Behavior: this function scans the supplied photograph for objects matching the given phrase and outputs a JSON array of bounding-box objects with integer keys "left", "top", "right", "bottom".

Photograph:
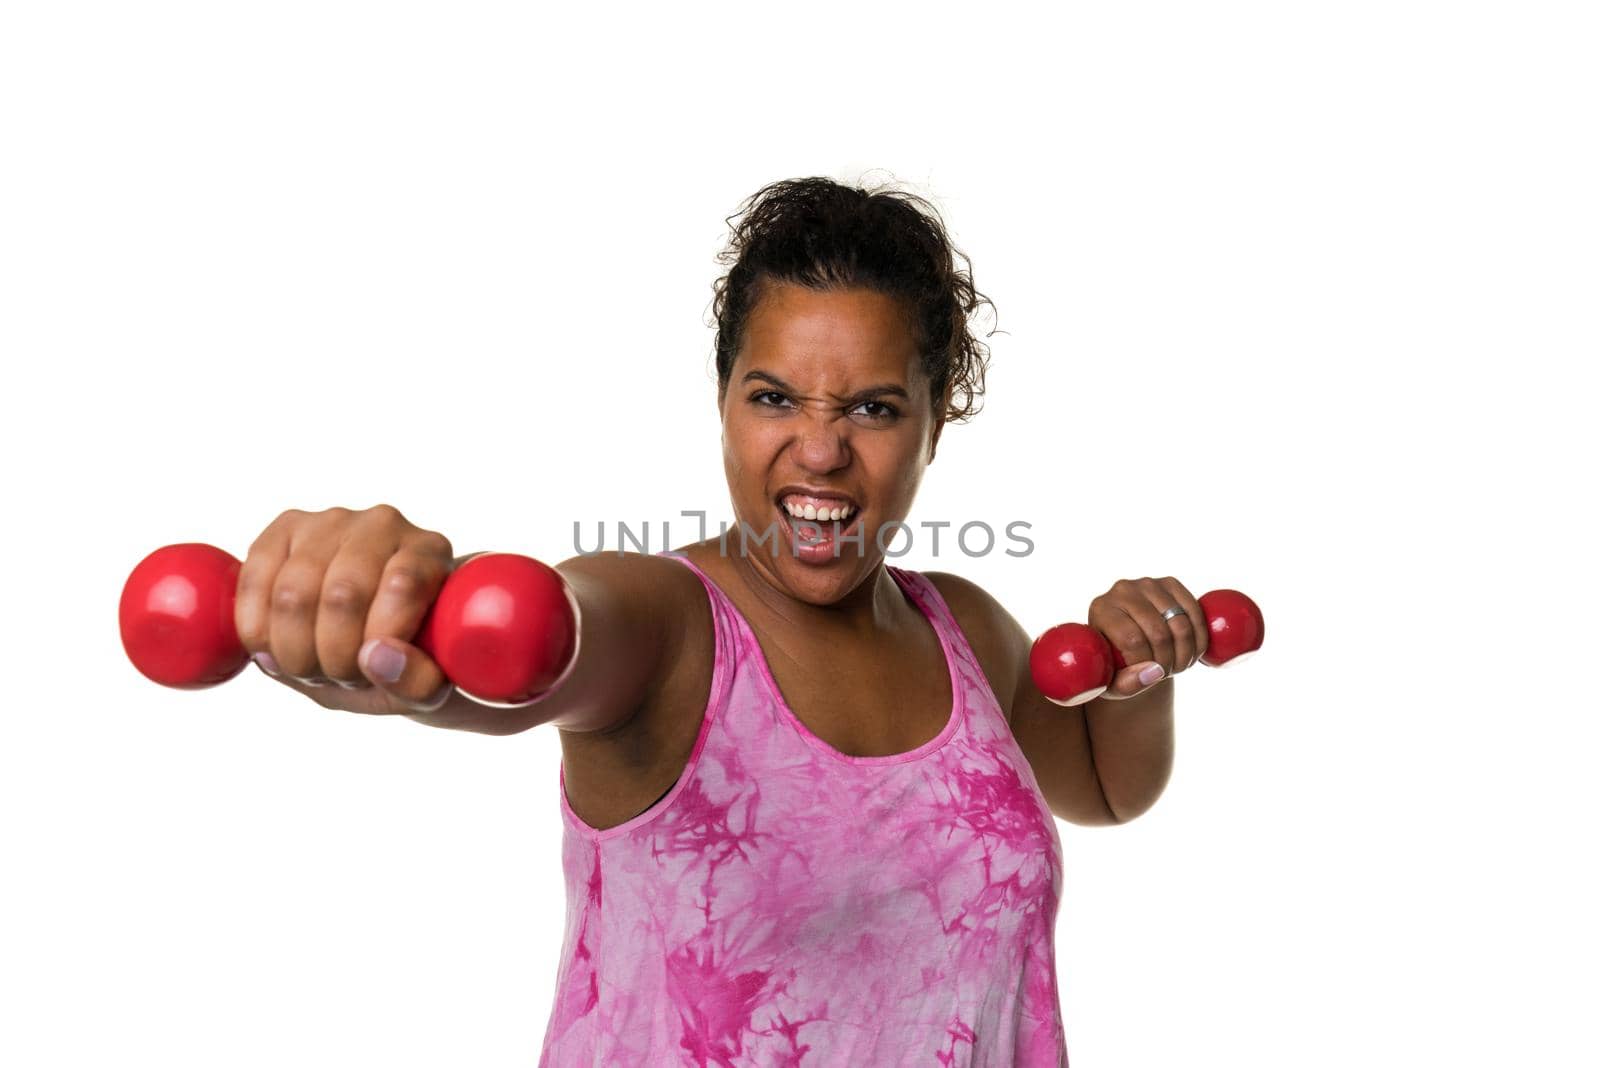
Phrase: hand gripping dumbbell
[
  {"left": 1029, "top": 589, "right": 1264, "bottom": 706},
  {"left": 118, "top": 543, "right": 579, "bottom": 707}
]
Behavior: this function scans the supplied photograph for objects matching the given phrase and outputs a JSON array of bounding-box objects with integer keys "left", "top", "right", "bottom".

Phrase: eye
[
  {"left": 850, "top": 400, "right": 900, "bottom": 422},
  {"left": 751, "top": 390, "right": 791, "bottom": 409}
]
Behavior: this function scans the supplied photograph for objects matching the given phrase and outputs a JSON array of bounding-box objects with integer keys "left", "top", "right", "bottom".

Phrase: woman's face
[{"left": 719, "top": 281, "right": 945, "bottom": 604}]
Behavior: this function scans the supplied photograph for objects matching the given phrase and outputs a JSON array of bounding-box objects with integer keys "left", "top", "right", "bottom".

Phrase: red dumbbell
[
  {"left": 1029, "top": 589, "right": 1264, "bottom": 706},
  {"left": 118, "top": 543, "right": 579, "bottom": 707}
]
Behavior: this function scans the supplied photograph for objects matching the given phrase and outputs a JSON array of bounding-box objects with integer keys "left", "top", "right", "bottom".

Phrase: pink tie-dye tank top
[{"left": 538, "top": 552, "right": 1069, "bottom": 1066}]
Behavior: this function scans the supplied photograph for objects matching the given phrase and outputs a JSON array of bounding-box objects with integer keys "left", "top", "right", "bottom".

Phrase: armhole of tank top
[{"left": 557, "top": 552, "right": 734, "bottom": 844}]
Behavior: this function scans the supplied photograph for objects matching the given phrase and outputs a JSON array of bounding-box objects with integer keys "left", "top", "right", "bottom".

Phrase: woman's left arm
[
  {"left": 1008, "top": 659, "right": 1176, "bottom": 827},
  {"left": 932, "top": 573, "right": 1199, "bottom": 827},
  {"left": 1073, "top": 679, "right": 1175, "bottom": 824},
  {"left": 1020, "top": 576, "right": 1208, "bottom": 824}
]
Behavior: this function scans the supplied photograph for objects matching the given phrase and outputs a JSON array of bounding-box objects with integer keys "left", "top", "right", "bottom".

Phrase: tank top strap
[
  {"left": 885, "top": 565, "right": 969, "bottom": 660},
  {"left": 885, "top": 565, "right": 1004, "bottom": 717},
  {"left": 655, "top": 550, "right": 745, "bottom": 698}
]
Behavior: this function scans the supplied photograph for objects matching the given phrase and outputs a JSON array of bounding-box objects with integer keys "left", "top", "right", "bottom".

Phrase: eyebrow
[{"left": 740, "top": 370, "right": 911, "bottom": 402}]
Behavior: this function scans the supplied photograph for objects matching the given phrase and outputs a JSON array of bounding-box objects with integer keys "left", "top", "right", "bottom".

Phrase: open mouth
[{"left": 772, "top": 492, "right": 865, "bottom": 563}]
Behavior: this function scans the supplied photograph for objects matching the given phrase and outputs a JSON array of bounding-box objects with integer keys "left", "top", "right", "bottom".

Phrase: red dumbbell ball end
[
  {"left": 416, "top": 553, "right": 579, "bottom": 707},
  {"left": 1029, "top": 622, "right": 1116, "bottom": 707},
  {"left": 1197, "top": 589, "right": 1265, "bottom": 667},
  {"left": 120, "top": 543, "right": 251, "bottom": 689}
]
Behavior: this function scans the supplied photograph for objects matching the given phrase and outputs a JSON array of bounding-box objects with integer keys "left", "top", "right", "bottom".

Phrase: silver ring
[{"left": 1161, "top": 605, "right": 1189, "bottom": 622}]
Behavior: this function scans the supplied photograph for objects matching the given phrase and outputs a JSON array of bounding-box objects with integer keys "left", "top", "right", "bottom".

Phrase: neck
[{"left": 698, "top": 536, "right": 905, "bottom": 638}]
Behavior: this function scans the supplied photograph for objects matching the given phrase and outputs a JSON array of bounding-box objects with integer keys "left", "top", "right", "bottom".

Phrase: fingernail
[
  {"left": 1138, "top": 663, "right": 1166, "bottom": 686},
  {"left": 253, "top": 652, "right": 280, "bottom": 675},
  {"left": 362, "top": 639, "right": 405, "bottom": 684},
  {"left": 292, "top": 675, "right": 329, "bottom": 688}
]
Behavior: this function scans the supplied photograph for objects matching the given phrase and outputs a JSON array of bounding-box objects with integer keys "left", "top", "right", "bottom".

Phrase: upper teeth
[{"left": 782, "top": 497, "right": 856, "bottom": 522}]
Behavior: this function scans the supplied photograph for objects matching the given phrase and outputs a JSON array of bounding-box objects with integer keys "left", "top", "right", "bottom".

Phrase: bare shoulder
[
  {"left": 922, "top": 570, "right": 1030, "bottom": 724},
  {"left": 553, "top": 547, "right": 707, "bottom": 609},
  {"left": 552, "top": 547, "right": 714, "bottom": 702}
]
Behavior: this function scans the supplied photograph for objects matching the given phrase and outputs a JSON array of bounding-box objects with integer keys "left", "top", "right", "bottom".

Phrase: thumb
[
  {"left": 1099, "top": 661, "right": 1168, "bottom": 700},
  {"left": 359, "top": 637, "right": 455, "bottom": 713}
]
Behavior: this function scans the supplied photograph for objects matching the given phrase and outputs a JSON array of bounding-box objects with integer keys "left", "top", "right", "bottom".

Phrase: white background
[{"left": 3, "top": 2, "right": 1595, "bottom": 1065}]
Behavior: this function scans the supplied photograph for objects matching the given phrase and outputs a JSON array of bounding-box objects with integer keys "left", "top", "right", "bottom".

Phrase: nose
[{"left": 791, "top": 408, "right": 851, "bottom": 474}]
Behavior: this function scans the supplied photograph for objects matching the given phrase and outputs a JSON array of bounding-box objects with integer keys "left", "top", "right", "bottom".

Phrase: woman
[{"left": 238, "top": 176, "right": 1199, "bottom": 1066}]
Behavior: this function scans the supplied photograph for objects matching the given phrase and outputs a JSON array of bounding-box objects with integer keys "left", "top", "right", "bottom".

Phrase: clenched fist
[{"left": 234, "top": 504, "right": 463, "bottom": 715}]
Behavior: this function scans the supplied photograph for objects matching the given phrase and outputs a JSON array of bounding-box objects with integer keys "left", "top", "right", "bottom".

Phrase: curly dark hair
[{"left": 710, "top": 175, "right": 996, "bottom": 424}]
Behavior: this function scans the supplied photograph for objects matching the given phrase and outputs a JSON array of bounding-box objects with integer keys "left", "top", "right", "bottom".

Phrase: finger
[
  {"left": 1142, "top": 578, "right": 1194, "bottom": 673},
  {"left": 1098, "top": 604, "right": 1153, "bottom": 673},
  {"left": 361, "top": 534, "right": 455, "bottom": 650},
  {"left": 266, "top": 539, "right": 344, "bottom": 682},
  {"left": 1118, "top": 579, "right": 1179, "bottom": 675},
  {"left": 358, "top": 637, "right": 456, "bottom": 712},
  {"left": 1102, "top": 660, "right": 1169, "bottom": 699},
  {"left": 235, "top": 514, "right": 295, "bottom": 668},
  {"left": 312, "top": 541, "right": 405, "bottom": 689},
  {"left": 1133, "top": 576, "right": 1194, "bottom": 673},
  {"left": 355, "top": 537, "right": 456, "bottom": 710},
  {"left": 1158, "top": 576, "right": 1207, "bottom": 670}
]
